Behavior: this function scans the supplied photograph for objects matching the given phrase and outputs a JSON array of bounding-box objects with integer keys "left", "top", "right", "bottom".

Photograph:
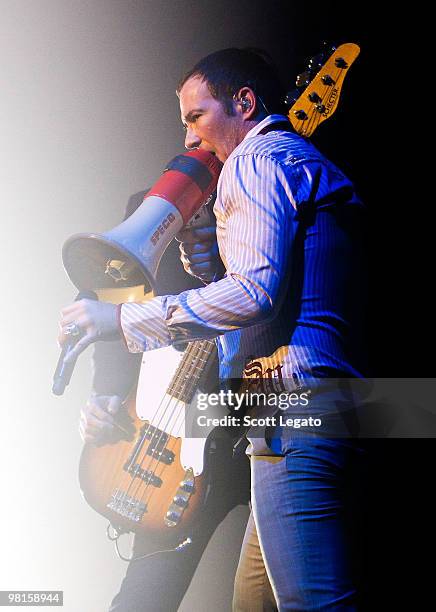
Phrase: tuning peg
[
  {"left": 308, "top": 92, "right": 322, "bottom": 103},
  {"left": 335, "top": 57, "right": 349, "bottom": 68},
  {"left": 308, "top": 43, "right": 336, "bottom": 72},
  {"left": 296, "top": 70, "right": 312, "bottom": 88},
  {"left": 321, "top": 41, "right": 336, "bottom": 55},
  {"left": 308, "top": 53, "right": 325, "bottom": 71},
  {"left": 283, "top": 88, "right": 301, "bottom": 107},
  {"left": 321, "top": 75, "right": 335, "bottom": 86},
  {"left": 293, "top": 109, "right": 308, "bottom": 120}
]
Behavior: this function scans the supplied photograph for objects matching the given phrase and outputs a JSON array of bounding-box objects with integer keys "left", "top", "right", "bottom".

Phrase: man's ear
[{"left": 233, "top": 87, "right": 257, "bottom": 119}]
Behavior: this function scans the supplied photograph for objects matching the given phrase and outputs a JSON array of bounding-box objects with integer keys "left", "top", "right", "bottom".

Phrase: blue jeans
[{"left": 234, "top": 437, "right": 366, "bottom": 611}]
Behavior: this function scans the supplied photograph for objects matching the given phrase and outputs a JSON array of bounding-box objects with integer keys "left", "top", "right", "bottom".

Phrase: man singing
[{"left": 60, "top": 48, "right": 366, "bottom": 610}]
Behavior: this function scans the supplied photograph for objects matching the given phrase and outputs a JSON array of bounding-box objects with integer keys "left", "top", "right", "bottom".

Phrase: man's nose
[{"left": 184, "top": 127, "right": 201, "bottom": 150}]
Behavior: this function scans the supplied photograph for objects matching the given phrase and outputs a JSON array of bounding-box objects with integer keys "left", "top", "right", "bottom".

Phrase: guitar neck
[{"left": 167, "top": 339, "right": 217, "bottom": 403}]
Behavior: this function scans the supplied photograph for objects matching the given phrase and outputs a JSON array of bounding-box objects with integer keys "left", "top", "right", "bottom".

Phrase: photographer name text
[{"left": 196, "top": 415, "right": 322, "bottom": 428}]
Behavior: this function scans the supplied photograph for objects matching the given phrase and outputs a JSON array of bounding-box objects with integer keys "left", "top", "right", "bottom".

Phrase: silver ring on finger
[{"left": 64, "top": 322, "right": 81, "bottom": 337}]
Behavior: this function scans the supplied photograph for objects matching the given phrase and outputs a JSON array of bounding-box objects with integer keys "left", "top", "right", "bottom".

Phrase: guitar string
[
  {"left": 137, "top": 343, "right": 216, "bottom": 513},
  {"left": 113, "top": 340, "right": 215, "bottom": 514},
  {"left": 123, "top": 341, "right": 212, "bottom": 516},
  {"left": 112, "top": 340, "right": 204, "bottom": 505},
  {"left": 127, "top": 342, "right": 203, "bottom": 497},
  {"left": 110, "top": 395, "right": 175, "bottom": 511},
  {"left": 133, "top": 400, "right": 188, "bottom": 511},
  {"left": 141, "top": 342, "right": 213, "bottom": 486},
  {"left": 129, "top": 340, "right": 215, "bottom": 507},
  {"left": 109, "top": 341, "right": 202, "bottom": 509},
  {"left": 133, "top": 339, "right": 216, "bottom": 508},
  {"left": 134, "top": 400, "right": 193, "bottom": 511}
]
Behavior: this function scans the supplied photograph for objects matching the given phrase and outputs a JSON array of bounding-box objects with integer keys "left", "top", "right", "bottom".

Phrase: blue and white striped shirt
[{"left": 120, "top": 115, "right": 365, "bottom": 383}]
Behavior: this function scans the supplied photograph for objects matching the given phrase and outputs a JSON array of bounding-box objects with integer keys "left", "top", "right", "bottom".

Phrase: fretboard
[{"left": 167, "top": 339, "right": 216, "bottom": 403}]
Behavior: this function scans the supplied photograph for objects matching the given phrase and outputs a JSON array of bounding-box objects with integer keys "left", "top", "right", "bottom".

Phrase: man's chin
[
  {"left": 202, "top": 148, "right": 221, "bottom": 161},
  {"left": 204, "top": 148, "right": 226, "bottom": 163}
]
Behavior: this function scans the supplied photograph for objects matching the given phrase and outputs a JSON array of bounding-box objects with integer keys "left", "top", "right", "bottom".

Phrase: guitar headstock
[{"left": 285, "top": 42, "right": 360, "bottom": 137}]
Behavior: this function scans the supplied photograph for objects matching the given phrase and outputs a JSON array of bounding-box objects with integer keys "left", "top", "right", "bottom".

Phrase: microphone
[{"left": 52, "top": 290, "right": 98, "bottom": 396}]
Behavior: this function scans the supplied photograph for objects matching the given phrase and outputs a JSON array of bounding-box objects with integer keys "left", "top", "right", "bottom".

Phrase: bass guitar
[{"left": 79, "top": 338, "right": 217, "bottom": 541}]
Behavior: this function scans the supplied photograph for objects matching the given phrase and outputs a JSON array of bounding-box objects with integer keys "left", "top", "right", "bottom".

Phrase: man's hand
[
  {"left": 79, "top": 394, "right": 132, "bottom": 445},
  {"left": 176, "top": 225, "right": 225, "bottom": 283},
  {"left": 59, "top": 299, "right": 120, "bottom": 362}
]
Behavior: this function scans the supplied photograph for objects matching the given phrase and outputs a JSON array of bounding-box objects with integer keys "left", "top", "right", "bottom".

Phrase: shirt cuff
[
  {"left": 119, "top": 298, "right": 172, "bottom": 353},
  {"left": 116, "top": 303, "right": 129, "bottom": 349}
]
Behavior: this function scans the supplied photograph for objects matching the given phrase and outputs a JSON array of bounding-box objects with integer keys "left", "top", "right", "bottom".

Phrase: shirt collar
[{"left": 242, "top": 114, "right": 290, "bottom": 141}]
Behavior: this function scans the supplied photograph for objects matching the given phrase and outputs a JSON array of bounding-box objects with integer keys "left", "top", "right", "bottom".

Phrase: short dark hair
[{"left": 177, "top": 47, "right": 286, "bottom": 116}]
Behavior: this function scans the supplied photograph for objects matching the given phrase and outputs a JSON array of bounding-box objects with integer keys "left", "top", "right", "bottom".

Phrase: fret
[{"left": 166, "top": 339, "right": 216, "bottom": 403}]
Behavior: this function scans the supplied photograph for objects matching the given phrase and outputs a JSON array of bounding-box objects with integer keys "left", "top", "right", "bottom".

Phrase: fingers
[
  {"left": 59, "top": 300, "right": 90, "bottom": 340},
  {"left": 64, "top": 332, "right": 96, "bottom": 363},
  {"left": 179, "top": 238, "right": 221, "bottom": 279},
  {"left": 179, "top": 238, "right": 218, "bottom": 262},
  {"left": 180, "top": 255, "right": 213, "bottom": 275},
  {"left": 174, "top": 225, "right": 223, "bottom": 281},
  {"left": 179, "top": 246, "right": 215, "bottom": 265},
  {"left": 79, "top": 420, "right": 113, "bottom": 444},
  {"left": 105, "top": 395, "right": 122, "bottom": 415},
  {"left": 79, "top": 411, "right": 111, "bottom": 439},
  {"left": 60, "top": 302, "right": 81, "bottom": 316},
  {"left": 79, "top": 395, "right": 122, "bottom": 444},
  {"left": 60, "top": 298, "right": 89, "bottom": 317},
  {"left": 176, "top": 225, "right": 217, "bottom": 243},
  {"left": 57, "top": 325, "right": 66, "bottom": 348},
  {"left": 58, "top": 299, "right": 119, "bottom": 354},
  {"left": 181, "top": 241, "right": 214, "bottom": 255},
  {"left": 184, "top": 260, "right": 217, "bottom": 276},
  {"left": 79, "top": 412, "right": 113, "bottom": 444}
]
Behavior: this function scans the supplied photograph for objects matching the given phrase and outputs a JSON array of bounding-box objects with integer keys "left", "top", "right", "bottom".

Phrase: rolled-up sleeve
[{"left": 120, "top": 153, "right": 299, "bottom": 353}]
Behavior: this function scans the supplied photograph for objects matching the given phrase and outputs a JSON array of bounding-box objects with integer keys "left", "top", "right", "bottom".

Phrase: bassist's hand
[{"left": 79, "top": 394, "right": 125, "bottom": 445}]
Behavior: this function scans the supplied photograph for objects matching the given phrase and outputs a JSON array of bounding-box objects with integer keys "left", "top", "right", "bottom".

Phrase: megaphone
[{"left": 62, "top": 149, "right": 222, "bottom": 295}]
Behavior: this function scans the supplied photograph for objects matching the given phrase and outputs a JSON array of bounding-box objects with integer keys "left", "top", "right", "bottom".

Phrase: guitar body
[
  {"left": 79, "top": 396, "right": 208, "bottom": 541},
  {"left": 79, "top": 343, "right": 216, "bottom": 541}
]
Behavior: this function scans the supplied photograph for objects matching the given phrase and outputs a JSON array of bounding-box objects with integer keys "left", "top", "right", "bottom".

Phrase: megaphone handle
[{"left": 185, "top": 196, "right": 215, "bottom": 230}]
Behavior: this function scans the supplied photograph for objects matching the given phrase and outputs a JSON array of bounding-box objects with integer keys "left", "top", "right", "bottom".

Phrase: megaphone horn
[{"left": 62, "top": 149, "right": 222, "bottom": 295}]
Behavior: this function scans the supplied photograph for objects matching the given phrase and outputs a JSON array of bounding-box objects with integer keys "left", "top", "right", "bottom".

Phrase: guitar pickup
[
  {"left": 123, "top": 462, "right": 162, "bottom": 487},
  {"left": 147, "top": 446, "right": 175, "bottom": 464},
  {"left": 141, "top": 424, "right": 169, "bottom": 446}
]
